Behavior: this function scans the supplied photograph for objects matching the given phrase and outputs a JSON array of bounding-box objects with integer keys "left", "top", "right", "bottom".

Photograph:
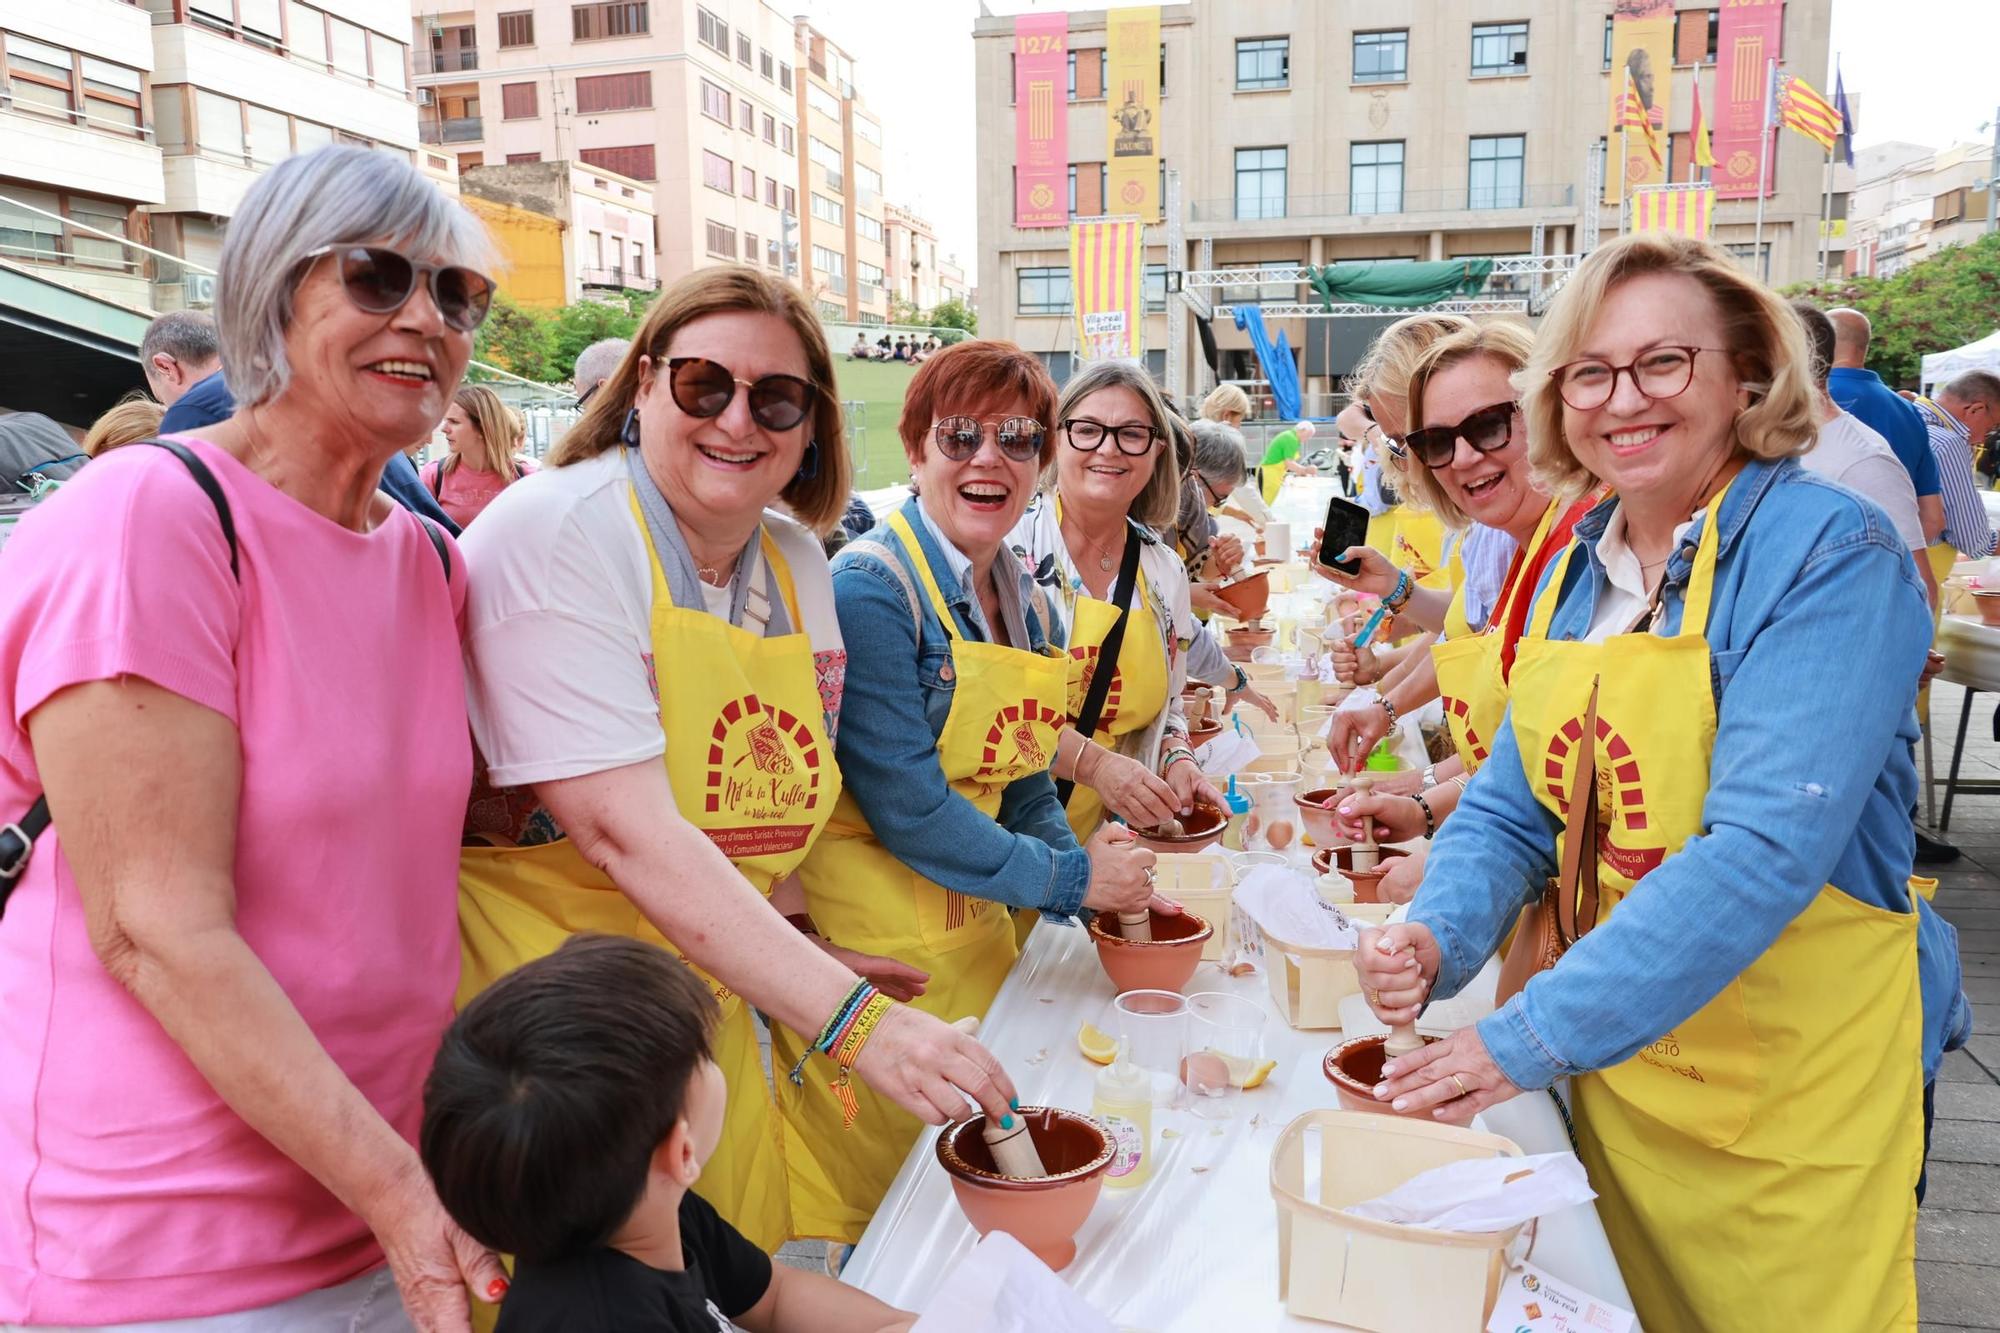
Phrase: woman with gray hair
[
  {"left": 1010, "top": 360, "right": 1222, "bottom": 840},
  {"left": 0, "top": 147, "right": 503, "bottom": 1330}
]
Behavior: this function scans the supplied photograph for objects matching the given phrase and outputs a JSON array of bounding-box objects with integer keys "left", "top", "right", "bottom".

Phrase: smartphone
[{"left": 1318, "top": 495, "right": 1371, "bottom": 575}]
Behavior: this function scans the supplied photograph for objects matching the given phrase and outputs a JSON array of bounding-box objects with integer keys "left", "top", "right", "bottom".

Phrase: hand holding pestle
[
  {"left": 1347, "top": 770, "right": 1380, "bottom": 872},
  {"left": 1375, "top": 933, "right": 1425, "bottom": 1057},
  {"left": 982, "top": 1110, "right": 1050, "bottom": 1178}
]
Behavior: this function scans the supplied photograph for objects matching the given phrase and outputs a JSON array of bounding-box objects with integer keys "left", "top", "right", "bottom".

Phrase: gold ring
[
  {"left": 1368, "top": 989, "right": 1380, "bottom": 1006},
  {"left": 1451, "top": 1073, "right": 1469, "bottom": 1099}
]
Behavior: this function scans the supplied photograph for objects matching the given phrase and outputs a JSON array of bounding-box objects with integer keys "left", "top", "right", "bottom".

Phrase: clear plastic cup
[
  {"left": 1181, "top": 991, "right": 1268, "bottom": 1099},
  {"left": 1110, "top": 989, "right": 1190, "bottom": 1108}
]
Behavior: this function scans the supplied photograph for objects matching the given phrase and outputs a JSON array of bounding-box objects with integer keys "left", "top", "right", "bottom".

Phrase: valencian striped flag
[
  {"left": 1690, "top": 77, "right": 1716, "bottom": 173},
  {"left": 1777, "top": 73, "right": 1841, "bottom": 151},
  {"left": 1631, "top": 185, "right": 1715, "bottom": 239},
  {"left": 1618, "top": 77, "right": 1664, "bottom": 169},
  {"left": 1069, "top": 218, "right": 1145, "bottom": 362}
]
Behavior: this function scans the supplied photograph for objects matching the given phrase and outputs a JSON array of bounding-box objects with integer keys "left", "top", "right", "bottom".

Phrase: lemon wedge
[
  {"left": 1205, "top": 1048, "right": 1278, "bottom": 1089},
  {"left": 1076, "top": 1022, "right": 1118, "bottom": 1065}
]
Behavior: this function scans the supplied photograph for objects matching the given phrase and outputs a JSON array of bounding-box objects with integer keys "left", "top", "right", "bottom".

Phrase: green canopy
[{"left": 1307, "top": 259, "right": 1496, "bottom": 311}]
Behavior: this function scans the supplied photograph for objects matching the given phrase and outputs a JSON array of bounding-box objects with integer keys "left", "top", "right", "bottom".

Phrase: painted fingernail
[
  {"left": 1381, "top": 1062, "right": 1398, "bottom": 1078},
  {"left": 487, "top": 1278, "right": 510, "bottom": 1301},
  {"left": 1372, "top": 1083, "right": 1389, "bottom": 1098},
  {"left": 1009, "top": 1096, "right": 1020, "bottom": 1111},
  {"left": 1000, "top": 1113, "right": 1014, "bottom": 1129},
  {"left": 1392, "top": 1098, "right": 1409, "bottom": 1111}
]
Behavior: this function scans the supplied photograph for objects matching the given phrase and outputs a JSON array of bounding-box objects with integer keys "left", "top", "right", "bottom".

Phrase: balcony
[
  {"left": 1187, "top": 183, "right": 1577, "bottom": 226},
  {"left": 578, "top": 266, "right": 660, "bottom": 292},
  {"left": 0, "top": 99, "right": 165, "bottom": 206},
  {"left": 415, "top": 49, "right": 480, "bottom": 75},
  {"left": 827, "top": 272, "right": 848, "bottom": 296},
  {"left": 420, "top": 116, "right": 484, "bottom": 144}
]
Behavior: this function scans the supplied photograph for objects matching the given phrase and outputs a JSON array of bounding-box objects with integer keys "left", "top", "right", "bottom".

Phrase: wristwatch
[
  {"left": 1230, "top": 664, "right": 1248, "bottom": 692},
  {"left": 1422, "top": 762, "right": 1438, "bottom": 791}
]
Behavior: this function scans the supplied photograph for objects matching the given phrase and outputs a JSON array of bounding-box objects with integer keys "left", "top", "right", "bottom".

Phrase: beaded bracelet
[
  {"left": 1382, "top": 567, "right": 1414, "bottom": 611},
  {"left": 788, "top": 979, "right": 877, "bottom": 1088},
  {"left": 826, "top": 991, "right": 894, "bottom": 1129},
  {"left": 1412, "top": 791, "right": 1436, "bottom": 838}
]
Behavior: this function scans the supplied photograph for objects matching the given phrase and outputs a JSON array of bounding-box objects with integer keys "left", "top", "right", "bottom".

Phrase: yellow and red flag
[
  {"left": 1690, "top": 76, "right": 1716, "bottom": 172},
  {"left": 1777, "top": 73, "right": 1840, "bottom": 151},
  {"left": 1618, "top": 79, "right": 1664, "bottom": 170},
  {"left": 1630, "top": 185, "right": 1714, "bottom": 239},
  {"left": 1069, "top": 218, "right": 1145, "bottom": 363}
]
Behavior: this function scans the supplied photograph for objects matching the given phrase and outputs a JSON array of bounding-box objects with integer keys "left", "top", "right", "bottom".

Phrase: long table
[{"left": 841, "top": 915, "right": 1633, "bottom": 1329}]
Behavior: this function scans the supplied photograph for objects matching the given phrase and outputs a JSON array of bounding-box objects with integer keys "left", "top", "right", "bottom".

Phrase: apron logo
[
  {"left": 703, "top": 692, "right": 825, "bottom": 858},
  {"left": 979, "top": 698, "right": 1065, "bottom": 782},
  {"left": 1443, "top": 694, "right": 1489, "bottom": 767},
  {"left": 1067, "top": 645, "right": 1123, "bottom": 730},
  {"left": 1542, "top": 712, "right": 1666, "bottom": 880}
]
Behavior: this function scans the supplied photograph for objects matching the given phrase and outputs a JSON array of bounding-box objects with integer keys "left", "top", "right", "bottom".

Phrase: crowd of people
[
  {"left": 847, "top": 332, "right": 945, "bottom": 364},
  {"left": 0, "top": 144, "right": 1985, "bottom": 1333}
]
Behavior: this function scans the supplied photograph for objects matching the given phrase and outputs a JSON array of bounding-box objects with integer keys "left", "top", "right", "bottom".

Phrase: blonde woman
[
  {"left": 81, "top": 395, "right": 165, "bottom": 457},
  {"left": 421, "top": 384, "right": 534, "bottom": 527},
  {"left": 1356, "top": 232, "right": 1969, "bottom": 1330}
]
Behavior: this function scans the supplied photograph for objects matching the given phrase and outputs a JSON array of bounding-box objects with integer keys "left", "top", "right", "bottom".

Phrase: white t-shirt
[
  {"left": 460, "top": 449, "right": 842, "bottom": 790},
  {"left": 1800, "top": 411, "right": 1928, "bottom": 552},
  {"left": 1583, "top": 504, "right": 1700, "bottom": 644}
]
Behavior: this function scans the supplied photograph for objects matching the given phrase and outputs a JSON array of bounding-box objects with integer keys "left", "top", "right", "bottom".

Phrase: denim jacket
[
  {"left": 1412, "top": 457, "right": 1972, "bottom": 1089},
  {"left": 827, "top": 496, "right": 1091, "bottom": 921}
]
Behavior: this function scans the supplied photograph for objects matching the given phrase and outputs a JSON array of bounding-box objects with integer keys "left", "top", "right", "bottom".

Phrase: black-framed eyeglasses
[
  {"left": 1551, "top": 346, "right": 1714, "bottom": 412},
  {"left": 666, "top": 357, "right": 818, "bottom": 432},
  {"left": 1196, "top": 470, "right": 1230, "bottom": 507},
  {"left": 1402, "top": 400, "right": 1521, "bottom": 470},
  {"left": 1063, "top": 418, "right": 1160, "bottom": 456},
  {"left": 932, "top": 415, "right": 1045, "bottom": 462},
  {"left": 303, "top": 245, "right": 494, "bottom": 333}
]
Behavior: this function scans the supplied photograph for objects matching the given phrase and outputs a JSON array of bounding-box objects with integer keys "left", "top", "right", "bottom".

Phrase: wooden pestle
[
  {"left": 1376, "top": 937, "right": 1425, "bottom": 1057},
  {"left": 951, "top": 1015, "right": 1049, "bottom": 1178},
  {"left": 1347, "top": 769, "right": 1380, "bottom": 872}
]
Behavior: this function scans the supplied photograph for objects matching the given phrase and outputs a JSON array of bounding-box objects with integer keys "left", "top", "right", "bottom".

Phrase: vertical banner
[
  {"left": 1713, "top": 0, "right": 1784, "bottom": 198},
  {"left": 1604, "top": 0, "right": 1674, "bottom": 203},
  {"left": 1069, "top": 219, "right": 1144, "bottom": 362},
  {"left": 1013, "top": 13, "right": 1067, "bottom": 228},
  {"left": 1104, "top": 6, "right": 1160, "bottom": 223},
  {"left": 1630, "top": 185, "right": 1715, "bottom": 238}
]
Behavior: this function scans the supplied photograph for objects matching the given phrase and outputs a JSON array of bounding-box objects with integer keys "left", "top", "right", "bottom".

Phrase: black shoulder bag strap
[
  {"left": 0, "top": 442, "right": 449, "bottom": 913},
  {"left": 1055, "top": 524, "right": 1143, "bottom": 808}
]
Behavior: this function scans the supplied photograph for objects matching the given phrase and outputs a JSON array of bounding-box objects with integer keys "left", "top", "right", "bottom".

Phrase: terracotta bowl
[
  {"left": 1182, "top": 689, "right": 1215, "bottom": 729},
  {"left": 1225, "top": 625, "right": 1275, "bottom": 652},
  {"left": 1215, "top": 570, "right": 1272, "bottom": 621},
  {"left": 1130, "top": 800, "right": 1227, "bottom": 854},
  {"left": 1087, "top": 906, "right": 1212, "bottom": 993},
  {"left": 1295, "top": 787, "right": 1344, "bottom": 846},
  {"left": 1311, "top": 845, "right": 1411, "bottom": 902},
  {"left": 1321, "top": 1034, "right": 1443, "bottom": 1118},
  {"left": 936, "top": 1107, "right": 1115, "bottom": 1270},
  {"left": 1189, "top": 718, "right": 1224, "bottom": 749},
  {"left": 1973, "top": 590, "right": 2000, "bottom": 627}
]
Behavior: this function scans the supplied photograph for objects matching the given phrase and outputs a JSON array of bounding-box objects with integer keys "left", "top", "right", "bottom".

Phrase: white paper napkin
[
  {"left": 1343, "top": 1152, "right": 1596, "bottom": 1233},
  {"left": 909, "top": 1232, "right": 1117, "bottom": 1333},
  {"left": 1231, "top": 865, "right": 1356, "bottom": 949}
]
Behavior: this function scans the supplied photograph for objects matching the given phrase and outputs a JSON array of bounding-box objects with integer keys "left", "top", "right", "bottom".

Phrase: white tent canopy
[{"left": 1923, "top": 329, "right": 2000, "bottom": 389}]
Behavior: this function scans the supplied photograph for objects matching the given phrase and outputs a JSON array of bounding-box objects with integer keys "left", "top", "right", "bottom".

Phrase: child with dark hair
[{"left": 422, "top": 934, "right": 917, "bottom": 1333}]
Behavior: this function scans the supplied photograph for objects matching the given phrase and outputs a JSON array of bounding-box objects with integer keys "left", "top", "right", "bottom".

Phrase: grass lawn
[{"left": 828, "top": 356, "right": 918, "bottom": 487}]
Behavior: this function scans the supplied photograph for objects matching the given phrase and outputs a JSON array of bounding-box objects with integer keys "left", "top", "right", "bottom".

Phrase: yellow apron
[
  {"left": 775, "top": 510, "right": 1070, "bottom": 1242},
  {"left": 1389, "top": 506, "right": 1448, "bottom": 589},
  {"left": 1507, "top": 484, "right": 1922, "bottom": 1331},
  {"left": 1060, "top": 573, "right": 1170, "bottom": 844},
  {"left": 1431, "top": 501, "right": 1567, "bottom": 774},
  {"left": 455, "top": 499, "right": 840, "bottom": 1254}
]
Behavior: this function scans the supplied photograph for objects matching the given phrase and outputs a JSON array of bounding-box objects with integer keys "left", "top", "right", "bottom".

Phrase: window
[
  {"left": 506, "top": 151, "right": 540, "bottom": 163},
  {"left": 741, "top": 165, "right": 755, "bottom": 197},
  {"left": 1234, "top": 146, "right": 1287, "bottom": 220},
  {"left": 293, "top": 119, "right": 334, "bottom": 154},
  {"left": 767, "top": 237, "right": 781, "bottom": 268},
  {"left": 368, "top": 33, "right": 405, "bottom": 89},
  {"left": 1351, "top": 141, "right": 1404, "bottom": 214},
  {"left": 575, "top": 72, "right": 650, "bottom": 112},
  {"left": 1469, "top": 135, "right": 1525, "bottom": 208},
  {"left": 859, "top": 259, "right": 883, "bottom": 283},
  {"left": 700, "top": 78, "right": 730, "bottom": 123},
  {"left": 779, "top": 61, "right": 793, "bottom": 91},
  {"left": 1017, "top": 266, "right": 1070, "bottom": 315},
  {"left": 1353, "top": 30, "right": 1407, "bottom": 83},
  {"left": 856, "top": 163, "right": 882, "bottom": 198},
  {"left": 738, "top": 97, "right": 755, "bottom": 132},
  {"left": 1219, "top": 261, "right": 1299, "bottom": 305},
  {"left": 736, "top": 32, "right": 751, "bottom": 66},
  {"left": 1064, "top": 47, "right": 1103, "bottom": 101},
  {"left": 705, "top": 220, "right": 736, "bottom": 257},
  {"left": 196, "top": 88, "right": 245, "bottom": 161},
  {"left": 1236, "top": 37, "right": 1289, "bottom": 90},
  {"left": 501, "top": 82, "right": 537, "bottom": 119},
  {"left": 1470, "top": 22, "right": 1528, "bottom": 77},
  {"left": 855, "top": 115, "right": 882, "bottom": 147},
  {"left": 1067, "top": 161, "right": 1106, "bottom": 217},
  {"left": 573, "top": 1, "right": 648, "bottom": 40},
  {"left": 1603, "top": 17, "right": 1614, "bottom": 71},
  {"left": 67, "top": 195, "right": 129, "bottom": 268},
  {"left": 695, "top": 6, "right": 728, "bottom": 54},
  {"left": 812, "top": 244, "right": 844, "bottom": 275},
  {"left": 811, "top": 192, "right": 844, "bottom": 226},
  {"left": 781, "top": 185, "right": 796, "bottom": 213},
  {"left": 807, "top": 82, "right": 840, "bottom": 121},
  {"left": 633, "top": 243, "right": 645, "bottom": 278},
  {"left": 760, "top": 48, "right": 773, "bottom": 80},
  {"left": 809, "top": 135, "right": 842, "bottom": 176},
  {"left": 81, "top": 56, "right": 143, "bottom": 134},
  {"left": 762, "top": 112, "right": 775, "bottom": 143},
  {"left": 780, "top": 124, "right": 795, "bottom": 155},
  {"left": 1724, "top": 242, "right": 1770, "bottom": 281},
  {"left": 498, "top": 11, "right": 534, "bottom": 47},
  {"left": 245, "top": 102, "right": 289, "bottom": 165},
  {"left": 764, "top": 176, "right": 778, "bottom": 206},
  {"left": 702, "top": 149, "right": 733, "bottom": 192},
  {"left": 1144, "top": 262, "right": 1167, "bottom": 312},
  {"left": 288, "top": 4, "right": 326, "bottom": 65},
  {"left": 1675, "top": 8, "right": 1719, "bottom": 65},
  {"left": 0, "top": 187, "right": 62, "bottom": 260},
  {"left": 5, "top": 34, "right": 73, "bottom": 116},
  {"left": 580, "top": 143, "right": 655, "bottom": 180},
  {"left": 857, "top": 214, "right": 883, "bottom": 242},
  {"left": 328, "top": 17, "right": 368, "bottom": 78}
]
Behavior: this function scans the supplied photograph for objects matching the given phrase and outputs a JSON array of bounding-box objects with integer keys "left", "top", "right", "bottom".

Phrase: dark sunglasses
[
  {"left": 666, "top": 357, "right": 817, "bottom": 432},
  {"left": 933, "top": 415, "right": 1045, "bottom": 462},
  {"left": 305, "top": 245, "right": 494, "bottom": 333},
  {"left": 1401, "top": 401, "right": 1520, "bottom": 470}
]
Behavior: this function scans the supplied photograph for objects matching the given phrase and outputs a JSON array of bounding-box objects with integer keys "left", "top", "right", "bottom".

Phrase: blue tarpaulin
[{"left": 1233, "top": 306, "right": 1301, "bottom": 420}]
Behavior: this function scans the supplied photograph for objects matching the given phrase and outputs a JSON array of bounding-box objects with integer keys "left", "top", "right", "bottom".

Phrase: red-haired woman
[{"left": 774, "top": 339, "right": 1165, "bottom": 1243}]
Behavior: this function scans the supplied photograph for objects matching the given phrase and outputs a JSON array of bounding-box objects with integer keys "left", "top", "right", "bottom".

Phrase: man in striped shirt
[{"left": 1915, "top": 372, "right": 2000, "bottom": 558}]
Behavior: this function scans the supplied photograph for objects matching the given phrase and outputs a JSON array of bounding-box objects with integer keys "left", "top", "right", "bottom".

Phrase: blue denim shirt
[
  {"left": 827, "top": 496, "right": 1091, "bottom": 921},
  {"left": 1412, "top": 457, "right": 1972, "bottom": 1089}
]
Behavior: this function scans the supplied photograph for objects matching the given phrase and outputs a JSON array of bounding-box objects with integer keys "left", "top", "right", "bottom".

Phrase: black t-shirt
[{"left": 495, "top": 1192, "right": 773, "bottom": 1333}]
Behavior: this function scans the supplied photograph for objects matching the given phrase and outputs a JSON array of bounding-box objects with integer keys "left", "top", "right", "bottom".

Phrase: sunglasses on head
[
  {"left": 665, "top": 357, "right": 818, "bottom": 432},
  {"left": 305, "top": 245, "right": 494, "bottom": 333},
  {"left": 1401, "top": 401, "right": 1520, "bottom": 470},
  {"left": 933, "top": 415, "right": 1045, "bottom": 462}
]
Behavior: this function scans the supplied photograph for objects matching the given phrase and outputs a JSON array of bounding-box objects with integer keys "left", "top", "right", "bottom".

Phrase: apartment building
[
  {"left": 1, "top": 0, "right": 419, "bottom": 315},
  {"left": 1847, "top": 140, "right": 1997, "bottom": 279},
  {"left": 460, "top": 157, "right": 656, "bottom": 304},
  {"left": 883, "top": 201, "right": 940, "bottom": 312},
  {"left": 973, "top": 0, "right": 1831, "bottom": 398},
  {"left": 790, "top": 17, "right": 885, "bottom": 323},
  {"left": 937, "top": 251, "right": 969, "bottom": 308}
]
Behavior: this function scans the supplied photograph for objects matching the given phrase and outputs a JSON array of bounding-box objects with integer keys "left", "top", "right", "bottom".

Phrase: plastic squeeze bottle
[{"left": 1092, "top": 1055, "right": 1153, "bottom": 1188}]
